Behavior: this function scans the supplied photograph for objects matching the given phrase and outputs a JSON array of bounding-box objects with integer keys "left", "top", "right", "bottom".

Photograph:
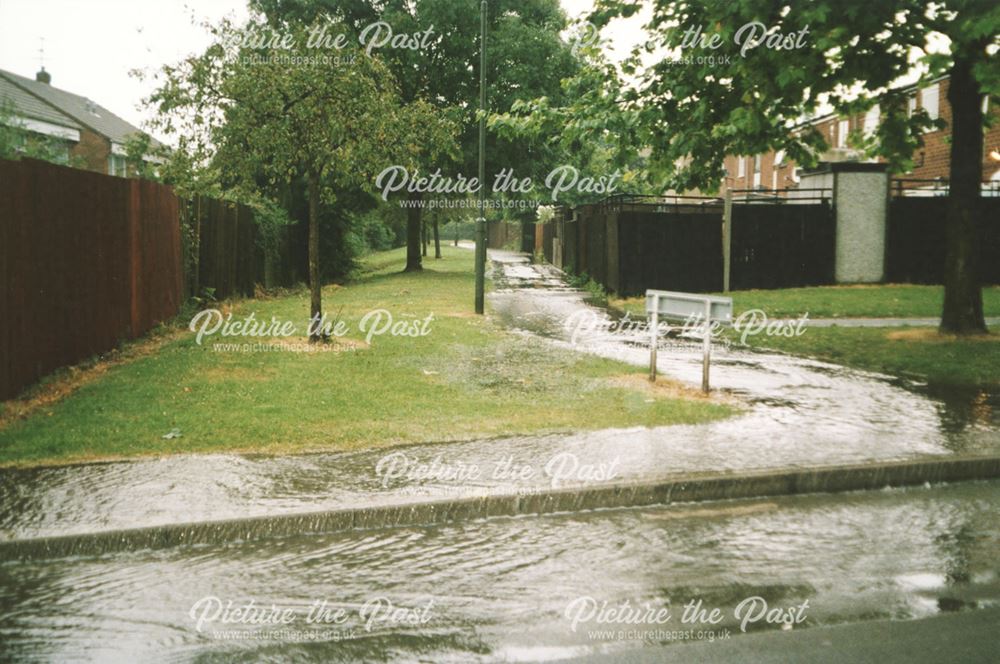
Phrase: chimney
[{"left": 35, "top": 67, "right": 51, "bottom": 84}]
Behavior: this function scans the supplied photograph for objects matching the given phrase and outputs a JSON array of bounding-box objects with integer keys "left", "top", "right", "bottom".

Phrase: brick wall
[
  {"left": 69, "top": 127, "right": 110, "bottom": 174},
  {"left": 720, "top": 77, "right": 1000, "bottom": 193}
]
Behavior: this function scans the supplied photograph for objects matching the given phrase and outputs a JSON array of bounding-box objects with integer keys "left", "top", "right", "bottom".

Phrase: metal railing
[
  {"left": 891, "top": 178, "right": 1000, "bottom": 197},
  {"left": 729, "top": 187, "right": 833, "bottom": 203}
]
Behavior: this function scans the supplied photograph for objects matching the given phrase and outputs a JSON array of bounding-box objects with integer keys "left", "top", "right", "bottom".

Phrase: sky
[
  {"left": 0, "top": 0, "right": 650, "bottom": 145},
  {"left": 0, "top": 0, "right": 944, "bottom": 147},
  {"left": 0, "top": 0, "right": 240, "bottom": 136},
  {"left": 0, "top": 0, "right": 250, "bottom": 136}
]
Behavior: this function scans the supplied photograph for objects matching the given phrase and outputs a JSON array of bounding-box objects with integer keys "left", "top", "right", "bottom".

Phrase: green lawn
[
  {"left": 736, "top": 327, "right": 1000, "bottom": 388},
  {"left": 0, "top": 246, "right": 734, "bottom": 467},
  {"left": 611, "top": 284, "right": 1000, "bottom": 388},
  {"left": 612, "top": 284, "right": 1000, "bottom": 320}
]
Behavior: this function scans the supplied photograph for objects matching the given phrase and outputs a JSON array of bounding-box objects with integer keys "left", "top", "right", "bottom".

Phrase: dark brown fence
[
  {"left": 553, "top": 193, "right": 835, "bottom": 296},
  {"left": 614, "top": 204, "right": 723, "bottom": 294},
  {"left": 486, "top": 220, "right": 520, "bottom": 249},
  {"left": 0, "top": 158, "right": 182, "bottom": 400},
  {"left": 730, "top": 200, "right": 836, "bottom": 290},
  {"left": 186, "top": 196, "right": 257, "bottom": 300},
  {"left": 555, "top": 197, "right": 723, "bottom": 295},
  {"left": 887, "top": 195, "right": 1000, "bottom": 284}
]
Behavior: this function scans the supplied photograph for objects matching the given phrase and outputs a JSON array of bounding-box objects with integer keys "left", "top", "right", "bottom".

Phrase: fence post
[
  {"left": 193, "top": 196, "right": 202, "bottom": 298},
  {"left": 649, "top": 308, "right": 658, "bottom": 382},
  {"left": 128, "top": 179, "right": 141, "bottom": 338},
  {"left": 723, "top": 188, "right": 733, "bottom": 293},
  {"left": 701, "top": 298, "right": 712, "bottom": 392}
]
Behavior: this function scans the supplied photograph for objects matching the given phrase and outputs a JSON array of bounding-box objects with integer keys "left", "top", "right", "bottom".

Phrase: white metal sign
[{"left": 645, "top": 290, "right": 733, "bottom": 392}]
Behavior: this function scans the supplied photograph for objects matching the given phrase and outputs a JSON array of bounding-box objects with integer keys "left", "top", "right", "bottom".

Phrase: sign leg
[
  {"left": 702, "top": 300, "right": 711, "bottom": 392},
  {"left": 649, "top": 309, "right": 658, "bottom": 382}
]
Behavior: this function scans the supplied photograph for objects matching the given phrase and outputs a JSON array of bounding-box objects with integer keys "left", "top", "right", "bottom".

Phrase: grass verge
[
  {"left": 612, "top": 284, "right": 1000, "bottom": 320},
  {"left": 610, "top": 284, "right": 1000, "bottom": 388},
  {"left": 734, "top": 326, "right": 1000, "bottom": 388},
  {"left": 0, "top": 246, "right": 735, "bottom": 467}
]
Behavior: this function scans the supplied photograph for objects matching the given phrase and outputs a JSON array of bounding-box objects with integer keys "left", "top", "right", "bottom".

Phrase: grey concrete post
[{"left": 831, "top": 163, "right": 889, "bottom": 283}]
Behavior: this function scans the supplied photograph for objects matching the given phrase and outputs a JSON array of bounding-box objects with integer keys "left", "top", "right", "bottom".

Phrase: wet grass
[
  {"left": 0, "top": 246, "right": 735, "bottom": 467},
  {"left": 610, "top": 285, "right": 1000, "bottom": 388},
  {"left": 612, "top": 284, "right": 1000, "bottom": 320},
  {"left": 735, "top": 327, "right": 1000, "bottom": 388}
]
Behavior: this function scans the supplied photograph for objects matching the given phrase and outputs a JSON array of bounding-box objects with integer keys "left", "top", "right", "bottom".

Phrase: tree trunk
[
  {"left": 422, "top": 217, "right": 428, "bottom": 257},
  {"left": 433, "top": 216, "right": 441, "bottom": 258},
  {"left": 404, "top": 191, "right": 422, "bottom": 272},
  {"left": 940, "top": 51, "right": 987, "bottom": 334},
  {"left": 307, "top": 175, "right": 323, "bottom": 342}
]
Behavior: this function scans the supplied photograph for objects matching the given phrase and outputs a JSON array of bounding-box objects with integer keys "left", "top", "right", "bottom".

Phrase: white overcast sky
[
  {"left": 0, "top": 0, "right": 650, "bottom": 145},
  {"left": 0, "top": 0, "right": 945, "bottom": 149}
]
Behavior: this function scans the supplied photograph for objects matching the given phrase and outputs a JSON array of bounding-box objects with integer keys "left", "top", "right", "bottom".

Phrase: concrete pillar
[{"left": 831, "top": 163, "right": 889, "bottom": 283}]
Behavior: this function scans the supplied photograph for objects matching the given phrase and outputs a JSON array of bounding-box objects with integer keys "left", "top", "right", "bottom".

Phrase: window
[
  {"left": 108, "top": 154, "right": 126, "bottom": 177},
  {"left": 737, "top": 156, "right": 746, "bottom": 177},
  {"left": 921, "top": 84, "right": 939, "bottom": 121},
  {"left": 837, "top": 119, "right": 849, "bottom": 148},
  {"left": 863, "top": 104, "right": 880, "bottom": 137},
  {"left": 51, "top": 141, "right": 70, "bottom": 164},
  {"left": 752, "top": 154, "right": 761, "bottom": 188},
  {"left": 907, "top": 96, "right": 916, "bottom": 116}
]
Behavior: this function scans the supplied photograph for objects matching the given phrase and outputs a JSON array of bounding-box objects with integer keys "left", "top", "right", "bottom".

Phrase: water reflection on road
[
  {"left": 2, "top": 249, "right": 1000, "bottom": 662},
  {"left": 1, "top": 251, "right": 998, "bottom": 542},
  {"left": 487, "top": 249, "right": 1000, "bottom": 458},
  {"left": 2, "top": 481, "right": 998, "bottom": 662}
]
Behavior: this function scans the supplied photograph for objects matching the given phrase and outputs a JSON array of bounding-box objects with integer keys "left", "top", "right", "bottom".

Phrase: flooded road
[
  {"left": 2, "top": 253, "right": 998, "bottom": 541},
  {"left": 2, "top": 249, "right": 1000, "bottom": 662},
  {"left": 2, "top": 481, "right": 999, "bottom": 661}
]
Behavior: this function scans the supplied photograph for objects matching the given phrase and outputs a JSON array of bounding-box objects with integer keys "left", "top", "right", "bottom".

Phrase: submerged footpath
[{"left": 1, "top": 249, "right": 999, "bottom": 544}]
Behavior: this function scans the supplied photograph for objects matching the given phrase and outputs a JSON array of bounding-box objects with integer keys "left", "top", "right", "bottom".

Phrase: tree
[
  {"left": 252, "top": 0, "right": 580, "bottom": 271},
  {"left": 489, "top": 40, "right": 650, "bottom": 207},
  {"left": 147, "top": 18, "right": 398, "bottom": 340},
  {"left": 0, "top": 101, "right": 79, "bottom": 165},
  {"left": 588, "top": 0, "right": 999, "bottom": 334},
  {"left": 390, "top": 99, "right": 459, "bottom": 270},
  {"left": 122, "top": 131, "right": 166, "bottom": 180}
]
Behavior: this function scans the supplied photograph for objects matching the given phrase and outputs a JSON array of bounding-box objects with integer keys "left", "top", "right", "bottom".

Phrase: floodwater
[
  {"left": 1, "top": 481, "right": 998, "bottom": 661},
  {"left": 2, "top": 249, "right": 999, "bottom": 661},
  {"left": 488, "top": 250, "right": 1000, "bottom": 456},
  {"left": 2, "top": 254, "right": 999, "bottom": 541}
]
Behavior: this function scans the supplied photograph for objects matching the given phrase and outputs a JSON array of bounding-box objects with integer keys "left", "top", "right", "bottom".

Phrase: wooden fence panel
[
  {"left": 606, "top": 207, "right": 723, "bottom": 296},
  {"left": 887, "top": 197, "right": 1000, "bottom": 284},
  {"left": 0, "top": 159, "right": 182, "bottom": 400},
  {"left": 571, "top": 199, "right": 835, "bottom": 296},
  {"left": 730, "top": 202, "right": 835, "bottom": 290}
]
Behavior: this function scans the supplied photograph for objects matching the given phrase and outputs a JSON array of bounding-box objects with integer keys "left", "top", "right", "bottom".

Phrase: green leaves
[{"left": 577, "top": 0, "right": 999, "bottom": 191}]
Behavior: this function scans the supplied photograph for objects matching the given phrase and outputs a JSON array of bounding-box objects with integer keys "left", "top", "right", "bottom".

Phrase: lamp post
[{"left": 474, "top": 0, "right": 487, "bottom": 314}]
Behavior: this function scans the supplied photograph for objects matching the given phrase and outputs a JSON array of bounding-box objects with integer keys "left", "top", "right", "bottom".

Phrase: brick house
[
  {"left": 0, "top": 67, "right": 163, "bottom": 175},
  {"left": 721, "top": 76, "right": 1000, "bottom": 195}
]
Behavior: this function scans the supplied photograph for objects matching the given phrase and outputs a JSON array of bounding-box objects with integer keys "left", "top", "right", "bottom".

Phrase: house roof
[
  {"left": 0, "top": 68, "right": 163, "bottom": 149},
  {"left": 0, "top": 74, "right": 81, "bottom": 130}
]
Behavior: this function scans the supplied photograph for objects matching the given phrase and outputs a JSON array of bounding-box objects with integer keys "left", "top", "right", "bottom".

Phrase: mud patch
[
  {"left": 885, "top": 329, "right": 998, "bottom": 343},
  {"left": 607, "top": 374, "right": 742, "bottom": 406}
]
